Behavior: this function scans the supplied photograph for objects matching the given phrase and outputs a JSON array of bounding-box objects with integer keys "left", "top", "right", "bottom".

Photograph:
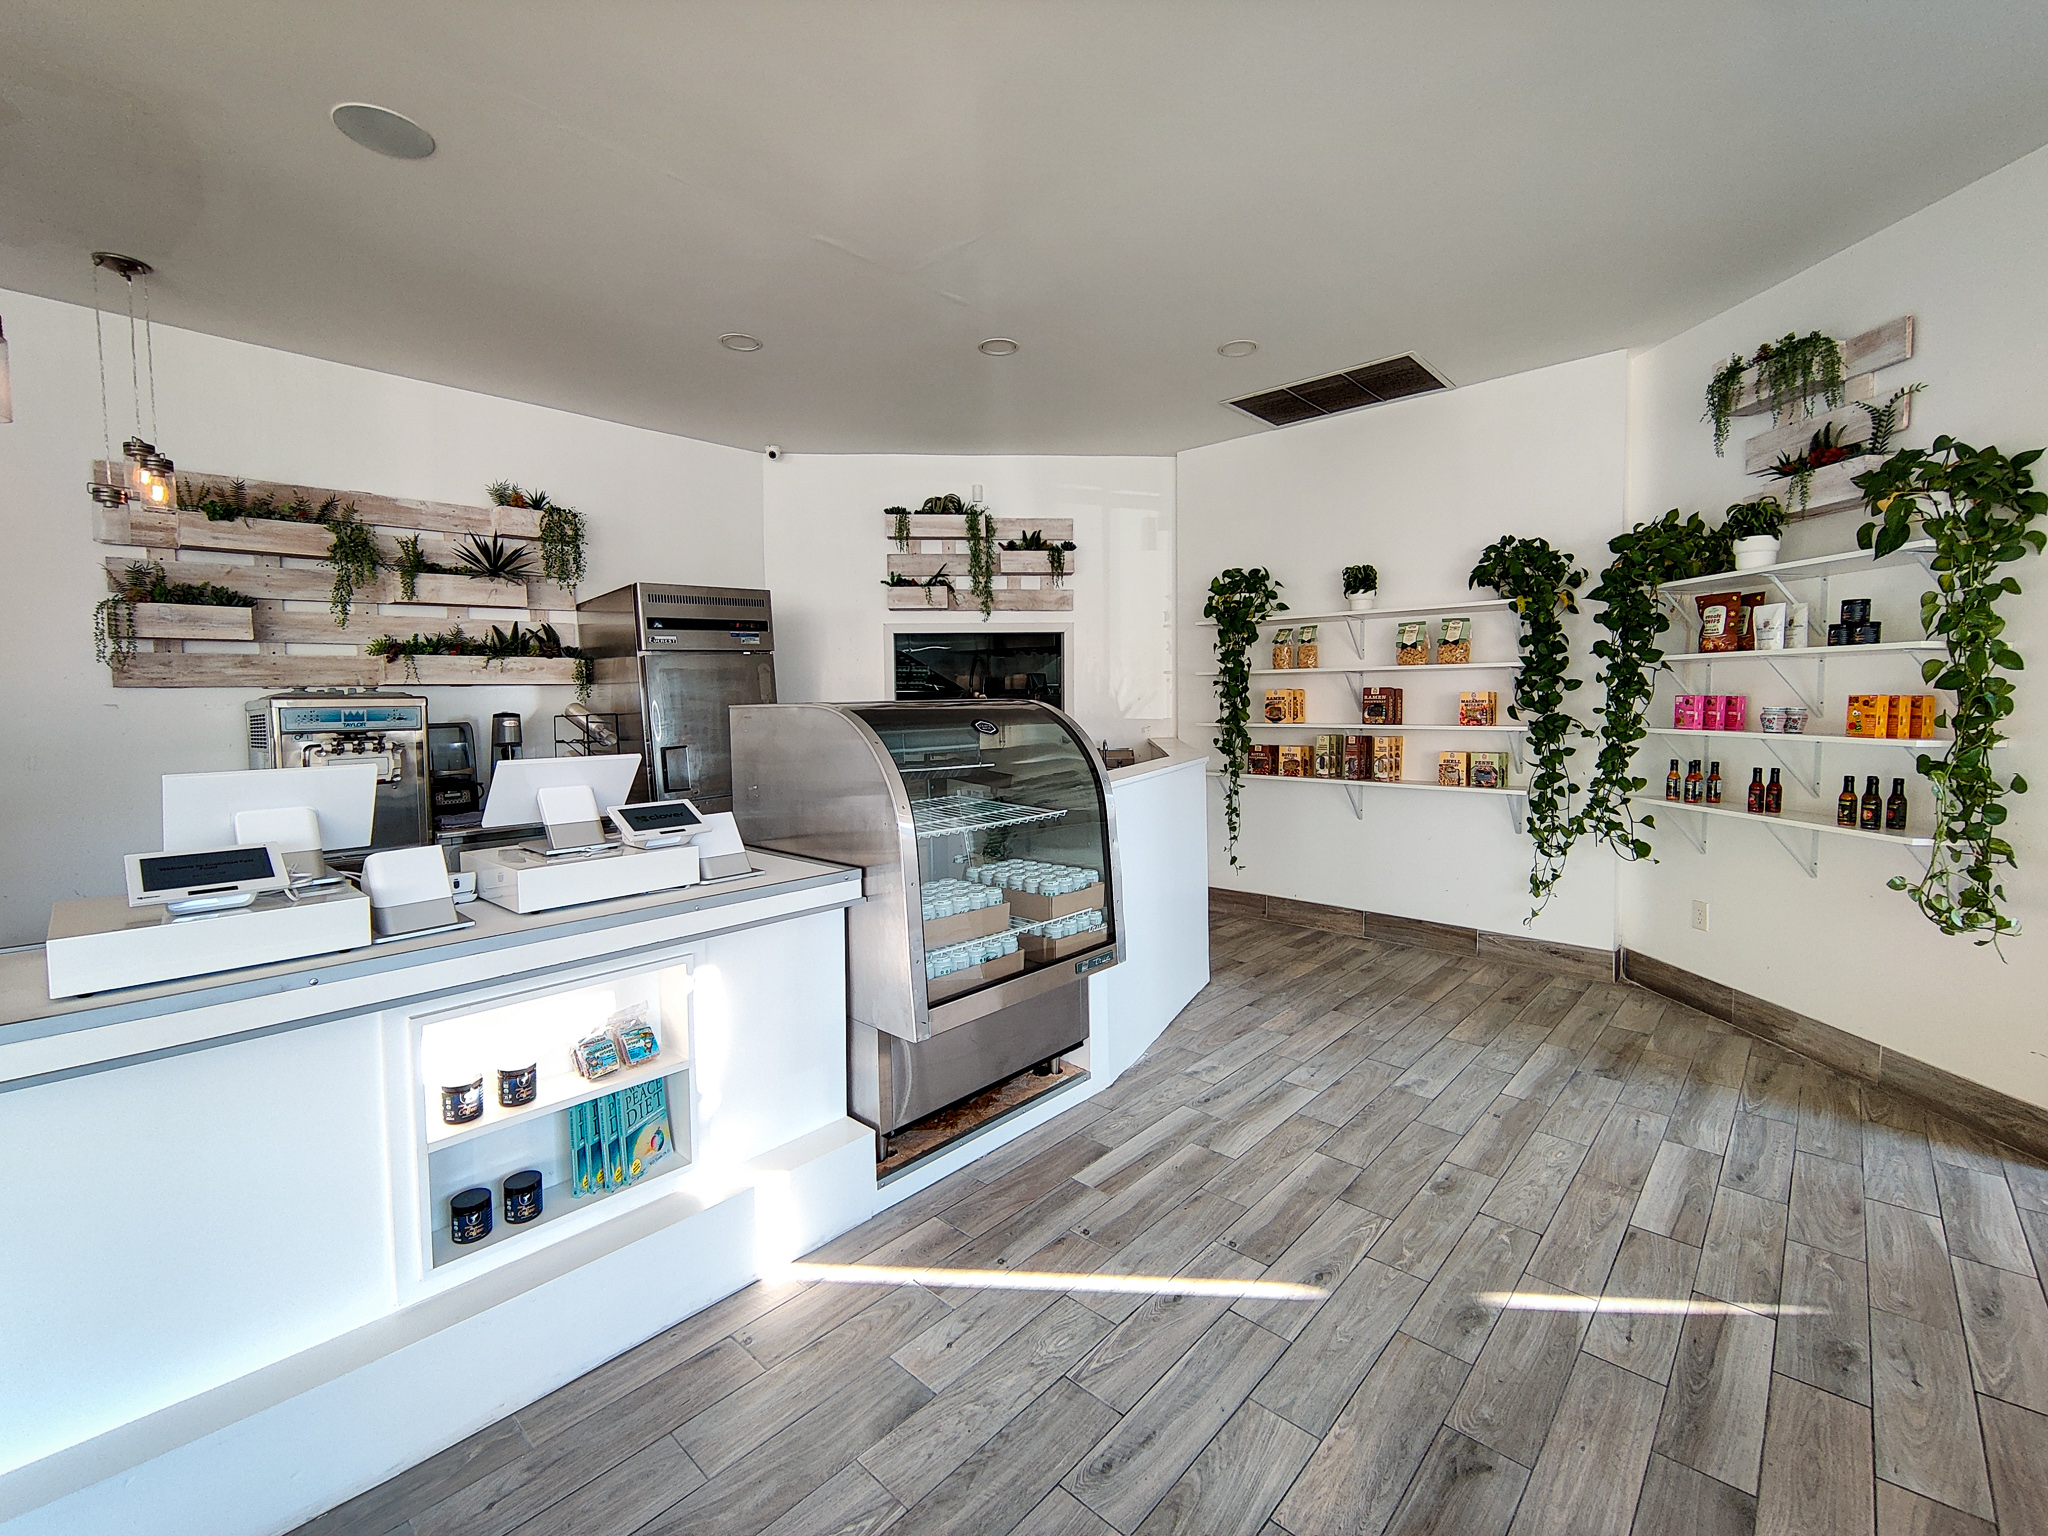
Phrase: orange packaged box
[
  {"left": 1909, "top": 695, "right": 1938, "bottom": 738},
  {"left": 1846, "top": 695, "right": 1890, "bottom": 738},
  {"left": 1438, "top": 751, "right": 1470, "bottom": 787},
  {"left": 1263, "top": 688, "right": 1307, "bottom": 723},
  {"left": 1278, "top": 745, "right": 1311, "bottom": 777},
  {"left": 1372, "top": 735, "right": 1405, "bottom": 781}
]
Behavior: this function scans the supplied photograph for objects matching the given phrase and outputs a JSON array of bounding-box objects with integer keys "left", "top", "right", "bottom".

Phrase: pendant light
[{"left": 87, "top": 252, "right": 174, "bottom": 509}]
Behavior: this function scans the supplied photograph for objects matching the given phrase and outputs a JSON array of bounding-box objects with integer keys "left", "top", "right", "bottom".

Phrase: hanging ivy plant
[
  {"left": 488, "top": 482, "right": 588, "bottom": 592},
  {"left": 92, "top": 595, "right": 137, "bottom": 671},
  {"left": 964, "top": 503, "right": 997, "bottom": 618},
  {"left": 1205, "top": 567, "right": 1286, "bottom": 866},
  {"left": 1469, "top": 536, "right": 1587, "bottom": 915},
  {"left": 1702, "top": 331, "right": 1845, "bottom": 455},
  {"left": 887, "top": 505, "right": 913, "bottom": 550},
  {"left": 1578, "top": 510, "right": 1724, "bottom": 861},
  {"left": 1857, "top": 436, "right": 2045, "bottom": 945},
  {"left": 324, "top": 507, "right": 380, "bottom": 627}
]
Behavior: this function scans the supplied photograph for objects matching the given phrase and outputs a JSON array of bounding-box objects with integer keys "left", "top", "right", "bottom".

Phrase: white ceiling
[{"left": 3, "top": 2, "right": 2047, "bottom": 456}]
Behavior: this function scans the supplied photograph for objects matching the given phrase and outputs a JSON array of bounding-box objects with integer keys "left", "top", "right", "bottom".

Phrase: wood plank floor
[{"left": 298, "top": 912, "right": 2048, "bottom": 1536}]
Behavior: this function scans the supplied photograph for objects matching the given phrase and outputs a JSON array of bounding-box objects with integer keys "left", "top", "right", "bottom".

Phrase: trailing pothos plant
[
  {"left": 1205, "top": 567, "right": 1286, "bottom": 866},
  {"left": 1857, "top": 436, "right": 2046, "bottom": 945},
  {"left": 1469, "top": 536, "right": 1586, "bottom": 914},
  {"left": 1578, "top": 510, "right": 1727, "bottom": 861},
  {"left": 1703, "top": 330, "right": 1846, "bottom": 455},
  {"left": 323, "top": 508, "right": 379, "bottom": 626}
]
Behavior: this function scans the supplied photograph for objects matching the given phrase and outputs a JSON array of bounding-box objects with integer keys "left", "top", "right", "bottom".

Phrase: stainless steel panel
[
  {"left": 853, "top": 983, "right": 1087, "bottom": 1134},
  {"left": 640, "top": 652, "right": 775, "bottom": 811}
]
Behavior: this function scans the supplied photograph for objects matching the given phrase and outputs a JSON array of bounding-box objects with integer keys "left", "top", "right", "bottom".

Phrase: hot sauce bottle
[
  {"left": 1684, "top": 760, "right": 1703, "bottom": 803},
  {"left": 1747, "top": 767, "right": 1766, "bottom": 814},
  {"left": 1838, "top": 774, "right": 1858, "bottom": 827},
  {"left": 1860, "top": 775, "right": 1882, "bottom": 830},
  {"left": 1885, "top": 778, "right": 1908, "bottom": 832},
  {"left": 1705, "top": 762, "right": 1722, "bottom": 806},
  {"left": 1764, "top": 767, "right": 1783, "bottom": 816},
  {"left": 1666, "top": 759, "right": 1682, "bottom": 801}
]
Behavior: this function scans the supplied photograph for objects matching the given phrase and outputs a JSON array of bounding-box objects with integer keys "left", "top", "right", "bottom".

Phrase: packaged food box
[
  {"left": 1396, "top": 622, "right": 1429, "bottom": 665},
  {"left": 1846, "top": 694, "right": 1891, "bottom": 738},
  {"left": 1295, "top": 625, "right": 1320, "bottom": 670},
  {"left": 1372, "top": 735, "right": 1405, "bottom": 782},
  {"left": 1673, "top": 694, "right": 1704, "bottom": 730},
  {"left": 1271, "top": 627, "right": 1295, "bottom": 669},
  {"left": 1313, "top": 733, "right": 1342, "bottom": 778},
  {"left": 1361, "top": 686, "right": 1404, "bottom": 725},
  {"left": 1247, "top": 744, "right": 1278, "bottom": 775},
  {"left": 1909, "top": 695, "right": 1937, "bottom": 738},
  {"left": 923, "top": 901, "right": 1012, "bottom": 949},
  {"left": 1343, "top": 734, "right": 1372, "bottom": 780},
  {"left": 1438, "top": 751, "right": 1470, "bottom": 787},
  {"left": 1263, "top": 688, "right": 1307, "bottom": 723},
  {"left": 1470, "top": 751, "right": 1510, "bottom": 789},
  {"left": 1696, "top": 593, "right": 1741, "bottom": 653},
  {"left": 1702, "top": 695, "right": 1726, "bottom": 732},
  {"left": 1279, "top": 745, "right": 1311, "bottom": 777},
  {"left": 1437, "top": 617, "right": 1472, "bottom": 665},
  {"left": 1458, "top": 690, "right": 1498, "bottom": 727},
  {"left": 1721, "top": 695, "right": 1747, "bottom": 731}
]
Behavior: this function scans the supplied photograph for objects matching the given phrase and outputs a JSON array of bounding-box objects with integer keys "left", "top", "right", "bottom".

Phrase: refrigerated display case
[{"left": 731, "top": 700, "right": 1122, "bottom": 1141}]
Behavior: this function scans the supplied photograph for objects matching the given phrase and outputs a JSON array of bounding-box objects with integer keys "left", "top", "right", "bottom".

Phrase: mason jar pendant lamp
[{"left": 88, "top": 252, "right": 174, "bottom": 509}]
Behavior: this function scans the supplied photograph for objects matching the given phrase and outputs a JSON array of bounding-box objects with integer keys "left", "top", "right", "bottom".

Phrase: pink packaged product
[
  {"left": 1673, "top": 694, "right": 1704, "bottom": 730},
  {"left": 1702, "top": 695, "right": 1726, "bottom": 732},
  {"left": 1720, "top": 695, "right": 1747, "bottom": 731}
]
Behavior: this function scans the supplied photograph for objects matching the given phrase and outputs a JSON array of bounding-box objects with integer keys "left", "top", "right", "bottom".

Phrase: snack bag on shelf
[
  {"left": 1396, "top": 622, "right": 1429, "bottom": 665},
  {"left": 1696, "top": 593, "right": 1741, "bottom": 653},
  {"left": 1295, "top": 625, "right": 1320, "bottom": 669},
  {"left": 1271, "top": 627, "right": 1295, "bottom": 669},
  {"left": 1436, "top": 617, "right": 1472, "bottom": 664}
]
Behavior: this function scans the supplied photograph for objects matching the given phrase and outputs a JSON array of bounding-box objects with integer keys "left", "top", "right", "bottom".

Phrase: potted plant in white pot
[
  {"left": 1342, "top": 564, "right": 1379, "bottom": 611},
  {"left": 1725, "top": 498, "right": 1787, "bottom": 570}
]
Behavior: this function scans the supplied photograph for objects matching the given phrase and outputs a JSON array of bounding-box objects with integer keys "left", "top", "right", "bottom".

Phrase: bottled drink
[
  {"left": 1746, "top": 766, "right": 1765, "bottom": 814},
  {"left": 1665, "top": 759, "right": 1681, "bottom": 801},
  {"left": 1684, "top": 760, "right": 1703, "bottom": 804},
  {"left": 1765, "top": 768, "right": 1783, "bottom": 816},
  {"left": 1886, "top": 777, "right": 1908, "bottom": 832},
  {"left": 1860, "top": 775, "right": 1882, "bottom": 830},
  {"left": 1838, "top": 774, "right": 1858, "bottom": 827},
  {"left": 1706, "top": 762, "right": 1722, "bottom": 805}
]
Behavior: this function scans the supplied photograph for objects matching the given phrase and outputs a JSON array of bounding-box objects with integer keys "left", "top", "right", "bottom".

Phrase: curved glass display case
[{"left": 731, "top": 700, "right": 1122, "bottom": 1139}]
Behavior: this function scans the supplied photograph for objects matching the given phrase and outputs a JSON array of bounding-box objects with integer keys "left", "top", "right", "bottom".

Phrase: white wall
[
  {"left": 1624, "top": 142, "right": 2048, "bottom": 1108},
  {"left": 0, "top": 288, "right": 763, "bottom": 947},
  {"left": 761, "top": 454, "right": 1175, "bottom": 745},
  {"left": 1176, "top": 353, "right": 1629, "bottom": 951}
]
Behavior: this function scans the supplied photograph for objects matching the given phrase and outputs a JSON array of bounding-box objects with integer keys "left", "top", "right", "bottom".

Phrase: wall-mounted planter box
[
  {"left": 1742, "top": 457, "right": 1871, "bottom": 523},
  {"left": 997, "top": 550, "right": 1077, "bottom": 577},
  {"left": 1729, "top": 316, "right": 1914, "bottom": 418},
  {"left": 988, "top": 588, "right": 1073, "bottom": 612},
  {"left": 101, "top": 557, "right": 532, "bottom": 609},
  {"left": 389, "top": 656, "right": 583, "bottom": 685},
  {"left": 174, "top": 512, "right": 334, "bottom": 559},
  {"left": 131, "top": 603, "right": 257, "bottom": 643},
  {"left": 886, "top": 586, "right": 952, "bottom": 609},
  {"left": 111, "top": 654, "right": 387, "bottom": 690},
  {"left": 882, "top": 515, "right": 1074, "bottom": 544}
]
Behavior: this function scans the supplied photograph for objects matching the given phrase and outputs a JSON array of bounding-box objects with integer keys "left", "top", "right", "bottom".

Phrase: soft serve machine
[{"left": 245, "top": 691, "right": 431, "bottom": 848}]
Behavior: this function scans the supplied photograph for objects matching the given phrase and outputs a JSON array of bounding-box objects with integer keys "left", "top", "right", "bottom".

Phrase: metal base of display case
[{"left": 852, "top": 980, "right": 1088, "bottom": 1138}]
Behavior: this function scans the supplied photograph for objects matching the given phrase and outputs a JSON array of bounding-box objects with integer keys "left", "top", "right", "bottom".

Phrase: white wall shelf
[
  {"left": 1195, "top": 597, "right": 1516, "bottom": 628},
  {"left": 1654, "top": 539, "right": 1936, "bottom": 596},
  {"left": 424, "top": 1052, "right": 682, "bottom": 1151},
  {"left": 1194, "top": 662, "right": 1521, "bottom": 678},
  {"left": 1201, "top": 721, "right": 1529, "bottom": 734},
  {"left": 1213, "top": 768, "right": 1527, "bottom": 831},
  {"left": 1643, "top": 726, "right": 1949, "bottom": 796},
  {"left": 1630, "top": 793, "right": 1932, "bottom": 878}
]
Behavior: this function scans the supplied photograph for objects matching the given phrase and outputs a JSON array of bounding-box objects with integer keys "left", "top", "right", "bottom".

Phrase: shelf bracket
[
  {"left": 1762, "top": 820, "right": 1822, "bottom": 879},
  {"left": 1506, "top": 797, "right": 1526, "bottom": 836},
  {"left": 1656, "top": 805, "right": 1707, "bottom": 856},
  {"left": 1762, "top": 654, "right": 1825, "bottom": 715},
  {"left": 1757, "top": 735, "right": 1826, "bottom": 800},
  {"left": 1341, "top": 615, "right": 1369, "bottom": 656},
  {"left": 1507, "top": 733, "right": 1526, "bottom": 774},
  {"left": 1342, "top": 783, "right": 1365, "bottom": 820}
]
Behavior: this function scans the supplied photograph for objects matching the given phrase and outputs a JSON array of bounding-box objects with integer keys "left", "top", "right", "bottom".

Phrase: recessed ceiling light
[
  {"left": 1218, "top": 340, "right": 1259, "bottom": 358},
  {"left": 720, "top": 333, "right": 764, "bottom": 352},
  {"left": 331, "top": 103, "right": 436, "bottom": 160},
  {"left": 977, "top": 338, "right": 1020, "bottom": 357}
]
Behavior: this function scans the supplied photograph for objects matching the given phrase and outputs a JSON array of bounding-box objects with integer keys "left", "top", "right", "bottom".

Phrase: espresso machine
[
  {"left": 245, "top": 691, "right": 431, "bottom": 848},
  {"left": 575, "top": 584, "right": 776, "bottom": 813}
]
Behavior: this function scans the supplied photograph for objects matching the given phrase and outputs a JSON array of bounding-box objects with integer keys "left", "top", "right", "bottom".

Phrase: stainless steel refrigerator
[{"left": 574, "top": 584, "right": 776, "bottom": 814}]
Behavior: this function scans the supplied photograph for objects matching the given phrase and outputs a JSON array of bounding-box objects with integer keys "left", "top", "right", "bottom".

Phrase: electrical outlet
[{"left": 1691, "top": 900, "right": 1710, "bottom": 933}]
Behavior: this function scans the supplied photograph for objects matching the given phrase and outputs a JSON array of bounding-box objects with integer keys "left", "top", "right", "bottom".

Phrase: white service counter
[{"left": 0, "top": 742, "right": 1210, "bottom": 1536}]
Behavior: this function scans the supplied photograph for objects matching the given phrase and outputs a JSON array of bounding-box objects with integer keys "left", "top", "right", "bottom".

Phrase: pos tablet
[{"left": 123, "top": 844, "right": 293, "bottom": 914}]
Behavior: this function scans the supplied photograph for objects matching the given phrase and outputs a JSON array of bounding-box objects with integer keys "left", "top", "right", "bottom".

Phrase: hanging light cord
[
  {"left": 125, "top": 269, "right": 141, "bottom": 440},
  {"left": 92, "top": 262, "right": 113, "bottom": 464},
  {"left": 141, "top": 270, "right": 158, "bottom": 444}
]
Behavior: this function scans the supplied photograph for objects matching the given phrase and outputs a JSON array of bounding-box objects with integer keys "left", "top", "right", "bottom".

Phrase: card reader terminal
[{"left": 609, "top": 799, "right": 705, "bottom": 849}]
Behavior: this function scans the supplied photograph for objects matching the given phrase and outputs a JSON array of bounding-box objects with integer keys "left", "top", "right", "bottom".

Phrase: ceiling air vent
[{"left": 1227, "top": 353, "right": 1450, "bottom": 427}]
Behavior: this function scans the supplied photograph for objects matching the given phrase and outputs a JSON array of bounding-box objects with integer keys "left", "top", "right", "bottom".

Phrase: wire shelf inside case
[{"left": 909, "top": 793, "right": 1067, "bottom": 840}]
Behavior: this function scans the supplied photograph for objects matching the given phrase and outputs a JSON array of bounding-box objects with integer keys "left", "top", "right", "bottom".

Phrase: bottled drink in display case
[
  {"left": 1705, "top": 762, "right": 1722, "bottom": 805},
  {"left": 1764, "top": 768, "right": 1783, "bottom": 816},
  {"left": 1838, "top": 775, "right": 1858, "bottom": 827},
  {"left": 1747, "top": 767, "right": 1766, "bottom": 814},
  {"left": 1666, "top": 759, "right": 1682, "bottom": 801},
  {"left": 1860, "top": 775, "right": 1882, "bottom": 830},
  {"left": 1886, "top": 778, "right": 1908, "bottom": 832}
]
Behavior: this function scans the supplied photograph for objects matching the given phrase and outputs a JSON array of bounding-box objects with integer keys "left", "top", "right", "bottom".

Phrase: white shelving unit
[
  {"left": 1654, "top": 538, "right": 1936, "bottom": 597},
  {"left": 1642, "top": 726, "right": 1956, "bottom": 798},
  {"left": 1631, "top": 794, "right": 1932, "bottom": 878},
  {"left": 1213, "top": 769, "right": 1528, "bottom": 831},
  {"left": 1194, "top": 662, "right": 1520, "bottom": 679}
]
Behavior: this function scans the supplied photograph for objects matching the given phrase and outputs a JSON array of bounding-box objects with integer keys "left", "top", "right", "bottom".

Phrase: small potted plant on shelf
[
  {"left": 1723, "top": 498, "right": 1787, "bottom": 570},
  {"left": 1342, "top": 564, "right": 1379, "bottom": 611}
]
